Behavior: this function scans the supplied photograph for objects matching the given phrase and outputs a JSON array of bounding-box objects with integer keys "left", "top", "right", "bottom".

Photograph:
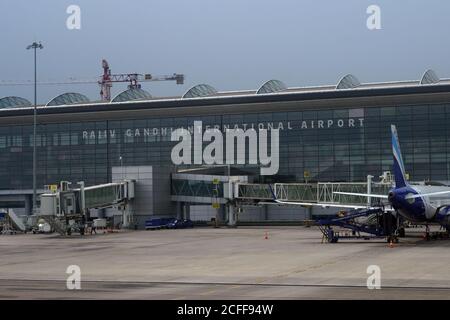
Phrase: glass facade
[
  {"left": 182, "top": 84, "right": 217, "bottom": 98},
  {"left": 0, "top": 102, "right": 449, "bottom": 190},
  {"left": 0, "top": 96, "right": 32, "bottom": 108},
  {"left": 336, "top": 74, "right": 360, "bottom": 89},
  {"left": 256, "top": 80, "right": 287, "bottom": 94},
  {"left": 111, "top": 88, "right": 152, "bottom": 103},
  {"left": 46, "top": 92, "right": 90, "bottom": 106}
]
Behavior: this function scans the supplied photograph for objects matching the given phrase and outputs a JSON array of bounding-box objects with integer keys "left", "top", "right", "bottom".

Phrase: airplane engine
[{"left": 435, "top": 206, "right": 450, "bottom": 227}]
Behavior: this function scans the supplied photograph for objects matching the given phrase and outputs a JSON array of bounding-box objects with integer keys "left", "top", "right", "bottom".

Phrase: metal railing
[
  {"left": 236, "top": 183, "right": 273, "bottom": 200},
  {"left": 171, "top": 179, "right": 224, "bottom": 198},
  {"left": 274, "top": 183, "right": 318, "bottom": 202}
]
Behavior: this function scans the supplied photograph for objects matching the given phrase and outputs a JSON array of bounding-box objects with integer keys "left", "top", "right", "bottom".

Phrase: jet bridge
[
  {"left": 170, "top": 171, "right": 393, "bottom": 226},
  {"left": 235, "top": 181, "right": 392, "bottom": 206},
  {"left": 38, "top": 180, "right": 135, "bottom": 235}
]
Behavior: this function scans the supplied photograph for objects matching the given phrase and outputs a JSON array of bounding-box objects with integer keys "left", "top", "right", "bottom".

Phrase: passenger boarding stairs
[
  {"left": 317, "top": 208, "right": 395, "bottom": 243},
  {"left": 1, "top": 209, "right": 27, "bottom": 234},
  {"left": 7, "top": 209, "right": 26, "bottom": 232}
]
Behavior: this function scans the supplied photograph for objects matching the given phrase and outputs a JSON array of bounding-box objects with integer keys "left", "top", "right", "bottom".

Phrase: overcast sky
[{"left": 1, "top": 0, "right": 449, "bottom": 104}]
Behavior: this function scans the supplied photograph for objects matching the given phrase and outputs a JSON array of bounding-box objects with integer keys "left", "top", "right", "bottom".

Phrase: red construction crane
[
  {"left": 0, "top": 59, "right": 185, "bottom": 101},
  {"left": 99, "top": 59, "right": 184, "bottom": 101}
]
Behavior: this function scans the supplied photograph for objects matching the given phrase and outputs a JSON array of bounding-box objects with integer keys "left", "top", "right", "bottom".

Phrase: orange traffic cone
[
  {"left": 264, "top": 231, "right": 269, "bottom": 240},
  {"left": 389, "top": 239, "right": 394, "bottom": 248}
]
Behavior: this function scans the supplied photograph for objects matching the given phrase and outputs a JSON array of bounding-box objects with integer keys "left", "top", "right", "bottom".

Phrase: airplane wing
[
  {"left": 334, "top": 190, "right": 450, "bottom": 200},
  {"left": 333, "top": 192, "right": 388, "bottom": 199},
  {"left": 406, "top": 191, "right": 450, "bottom": 199}
]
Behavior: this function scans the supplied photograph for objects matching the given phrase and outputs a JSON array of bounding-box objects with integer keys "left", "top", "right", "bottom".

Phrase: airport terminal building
[{"left": 1, "top": 70, "right": 450, "bottom": 224}]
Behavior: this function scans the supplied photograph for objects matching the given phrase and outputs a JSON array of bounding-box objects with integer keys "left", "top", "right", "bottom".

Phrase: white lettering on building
[{"left": 81, "top": 119, "right": 364, "bottom": 141}]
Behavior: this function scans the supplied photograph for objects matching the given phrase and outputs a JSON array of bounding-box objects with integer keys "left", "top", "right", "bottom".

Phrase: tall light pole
[{"left": 26, "top": 41, "right": 43, "bottom": 214}]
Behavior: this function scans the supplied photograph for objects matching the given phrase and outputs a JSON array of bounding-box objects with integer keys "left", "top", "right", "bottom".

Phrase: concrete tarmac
[{"left": 0, "top": 226, "right": 449, "bottom": 299}]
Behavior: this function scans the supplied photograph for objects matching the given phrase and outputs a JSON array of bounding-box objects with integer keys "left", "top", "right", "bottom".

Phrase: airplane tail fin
[{"left": 391, "top": 125, "right": 408, "bottom": 188}]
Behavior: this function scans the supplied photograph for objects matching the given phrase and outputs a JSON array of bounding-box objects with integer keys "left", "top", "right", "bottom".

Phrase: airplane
[
  {"left": 268, "top": 125, "right": 450, "bottom": 237},
  {"left": 334, "top": 125, "right": 450, "bottom": 235}
]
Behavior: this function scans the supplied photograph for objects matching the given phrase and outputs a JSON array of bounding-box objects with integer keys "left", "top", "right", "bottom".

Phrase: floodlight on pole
[{"left": 26, "top": 41, "right": 43, "bottom": 214}]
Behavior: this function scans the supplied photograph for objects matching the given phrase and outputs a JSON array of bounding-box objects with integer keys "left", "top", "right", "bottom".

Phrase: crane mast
[{"left": 99, "top": 59, "right": 112, "bottom": 101}]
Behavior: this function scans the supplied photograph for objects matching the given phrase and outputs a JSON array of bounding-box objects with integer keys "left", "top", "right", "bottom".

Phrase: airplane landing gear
[
  {"left": 386, "top": 213, "right": 402, "bottom": 243},
  {"left": 424, "top": 224, "right": 431, "bottom": 241},
  {"left": 387, "top": 235, "right": 399, "bottom": 244},
  {"left": 394, "top": 215, "right": 406, "bottom": 238}
]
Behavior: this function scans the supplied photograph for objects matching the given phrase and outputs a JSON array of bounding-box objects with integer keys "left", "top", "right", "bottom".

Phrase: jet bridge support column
[
  {"left": 307, "top": 207, "right": 313, "bottom": 220},
  {"left": 25, "top": 195, "right": 32, "bottom": 216},
  {"left": 78, "top": 181, "right": 85, "bottom": 216},
  {"left": 367, "top": 175, "right": 373, "bottom": 207},
  {"left": 228, "top": 203, "right": 236, "bottom": 227},
  {"left": 183, "top": 203, "right": 190, "bottom": 220},
  {"left": 176, "top": 202, "right": 183, "bottom": 219},
  {"left": 122, "top": 205, "right": 130, "bottom": 229}
]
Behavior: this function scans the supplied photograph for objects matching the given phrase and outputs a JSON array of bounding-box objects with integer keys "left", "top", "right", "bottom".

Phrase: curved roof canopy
[
  {"left": 256, "top": 80, "right": 287, "bottom": 94},
  {"left": 420, "top": 69, "right": 439, "bottom": 85},
  {"left": 46, "top": 92, "right": 90, "bottom": 106},
  {"left": 111, "top": 88, "right": 152, "bottom": 103},
  {"left": 336, "top": 74, "right": 361, "bottom": 90},
  {"left": 0, "top": 96, "right": 32, "bottom": 108},
  {"left": 182, "top": 84, "right": 217, "bottom": 99}
]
